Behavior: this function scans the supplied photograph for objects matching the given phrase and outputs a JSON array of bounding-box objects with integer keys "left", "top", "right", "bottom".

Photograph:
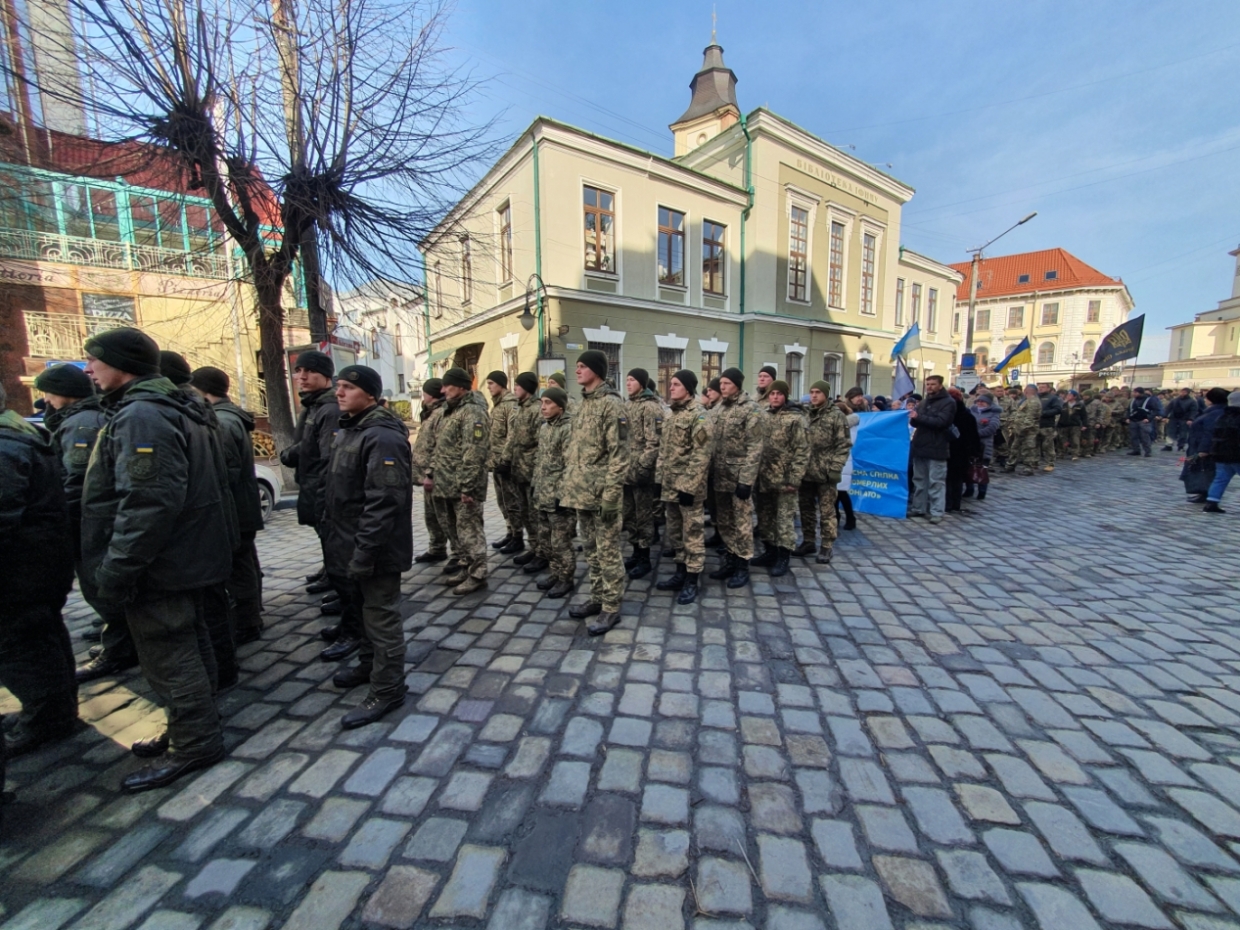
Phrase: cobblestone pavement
[{"left": 4, "top": 452, "right": 1240, "bottom": 930}]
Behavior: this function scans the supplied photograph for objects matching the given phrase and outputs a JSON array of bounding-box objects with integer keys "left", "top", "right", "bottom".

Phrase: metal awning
[{"left": 427, "top": 346, "right": 456, "bottom": 364}]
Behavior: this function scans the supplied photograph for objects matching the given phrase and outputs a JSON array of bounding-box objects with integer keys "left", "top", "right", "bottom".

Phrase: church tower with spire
[{"left": 669, "top": 23, "right": 740, "bottom": 157}]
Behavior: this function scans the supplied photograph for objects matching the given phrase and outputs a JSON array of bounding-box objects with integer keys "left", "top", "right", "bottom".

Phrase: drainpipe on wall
[
  {"left": 420, "top": 248, "right": 432, "bottom": 377},
  {"left": 533, "top": 128, "right": 545, "bottom": 358},
  {"left": 738, "top": 113, "right": 754, "bottom": 371}
]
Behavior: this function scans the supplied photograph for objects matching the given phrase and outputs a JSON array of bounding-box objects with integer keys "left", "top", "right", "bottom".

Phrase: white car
[{"left": 254, "top": 461, "right": 285, "bottom": 522}]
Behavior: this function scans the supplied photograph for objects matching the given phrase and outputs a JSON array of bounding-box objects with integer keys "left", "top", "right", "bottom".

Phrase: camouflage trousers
[
  {"left": 623, "top": 484, "right": 656, "bottom": 548},
  {"left": 1010, "top": 428, "right": 1040, "bottom": 469},
  {"left": 1059, "top": 426, "right": 1082, "bottom": 458},
  {"left": 1108, "top": 425, "right": 1125, "bottom": 451},
  {"left": 1036, "top": 427, "right": 1058, "bottom": 466},
  {"left": 714, "top": 491, "right": 755, "bottom": 560},
  {"left": 756, "top": 490, "right": 798, "bottom": 549},
  {"left": 577, "top": 509, "right": 625, "bottom": 611},
  {"left": 423, "top": 487, "right": 449, "bottom": 555},
  {"left": 433, "top": 497, "right": 487, "bottom": 580},
  {"left": 535, "top": 507, "right": 577, "bottom": 583},
  {"left": 493, "top": 471, "right": 524, "bottom": 534},
  {"left": 798, "top": 481, "right": 839, "bottom": 549},
  {"left": 664, "top": 500, "right": 706, "bottom": 572},
  {"left": 1080, "top": 427, "right": 1096, "bottom": 456},
  {"left": 511, "top": 480, "right": 534, "bottom": 541}
]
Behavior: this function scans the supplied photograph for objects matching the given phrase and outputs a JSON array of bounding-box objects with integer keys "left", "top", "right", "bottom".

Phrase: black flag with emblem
[{"left": 1091, "top": 315, "right": 1144, "bottom": 372}]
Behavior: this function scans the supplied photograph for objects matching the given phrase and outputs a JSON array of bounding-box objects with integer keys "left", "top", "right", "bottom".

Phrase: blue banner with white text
[{"left": 839, "top": 411, "right": 910, "bottom": 518}]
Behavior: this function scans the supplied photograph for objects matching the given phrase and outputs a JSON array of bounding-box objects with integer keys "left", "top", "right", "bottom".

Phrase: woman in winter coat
[
  {"left": 1183, "top": 387, "right": 1229, "bottom": 502},
  {"left": 1203, "top": 390, "right": 1240, "bottom": 512},
  {"left": 945, "top": 388, "right": 982, "bottom": 512},
  {"left": 965, "top": 393, "right": 1002, "bottom": 501}
]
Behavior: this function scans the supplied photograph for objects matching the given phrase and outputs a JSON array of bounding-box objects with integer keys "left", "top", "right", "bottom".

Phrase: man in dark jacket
[
  {"left": 1036, "top": 384, "right": 1064, "bottom": 472},
  {"left": 81, "top": 327, "right": 234, "bottom": 791},
  {"left": 322, "top": 365, "right": 413, "bottom": 727},
  {"left": 0, "top": 383, "right": 78, "bottom": 757},
  {"left": 191, "top": 366, "right": 265, "bottom": 656},
  {"left": 1126, "top": 387, "right": 1162, "bottom": 457},
  {"left": 1165, "top": 387, "right": 1198, "bottom": 452},
  {"left": 908, "top": 375, "right": 955, "bottom": 523},
  {"left": 34, "top": 364, "right": 131, "bottom": 654}
]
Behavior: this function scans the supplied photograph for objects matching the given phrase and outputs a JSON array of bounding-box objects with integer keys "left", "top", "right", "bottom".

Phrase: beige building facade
[{"left": 419, "top": 43, "right": 958, "bottom": 401}]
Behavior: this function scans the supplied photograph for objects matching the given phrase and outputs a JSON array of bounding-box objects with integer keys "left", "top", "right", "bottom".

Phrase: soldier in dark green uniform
[
  {"left": 486, "top": 371, "right": 522, "bottom": 553},
  {"left": 753, "top": 380, "right": 808, "bottom": 577},
  {"left": 508, "top": 372, "right": 545, "bottom": 573},
  {"left": 654, "top": 370, "right": 712, "bottom": 604},
  {"left": 796, "top": 380, "right": 853, "bottom": 563},
  {"left": 562, "top": 350, "right": 629, "bottom": 635},
  {"left": 412, "top": 379, "right": 450, "bottom": 563},
  {"left": 191, "top": 367, "right": 265, "bottom": 659},
  {"left": 432, "top": 367, "right": 491, "bottom": 595},
  {"left": 322, "top": 365, "right": 413, "bottom": 727},
  {"left": 708, "top": 368, "right": 764, "bottom": 589},
  {"left": 82, "top": 327, "right": 233, "bottom": 791}
]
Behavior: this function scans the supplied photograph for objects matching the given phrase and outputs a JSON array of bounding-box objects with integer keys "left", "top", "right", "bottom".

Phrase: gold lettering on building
[{"left": 793, "top": 159, "right": 879, "bottom": 205}]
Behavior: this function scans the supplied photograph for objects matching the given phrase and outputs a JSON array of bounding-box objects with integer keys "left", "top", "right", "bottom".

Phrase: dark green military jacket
[
  {"left": 431, "top": 391, "right": 490, "bottom": 500},
  {"left": 280, "top": 387, "right": 340, "bottom": 526},
  {"left": 533, "top": 409, "right": 572, "bottom": 511},
  {"left": 507, "top": 393, "right": 543, "bottom": 484},
  {"left": 213, "top": 399, "right": 264, "bottom": 535},
  {"left": 43, "top": 394, "right": 106, "bottom": 556},
  {"left": 656, "top": 397, "right": 712, "bottom": 502}
]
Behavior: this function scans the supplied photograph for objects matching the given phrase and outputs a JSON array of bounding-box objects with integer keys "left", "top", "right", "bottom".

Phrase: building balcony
[
  {"left": 23, "top": 311, "right": 117, "bottom": 359},
  {"left": 0, "top": 226, "right": 231, "bottom": 279}
]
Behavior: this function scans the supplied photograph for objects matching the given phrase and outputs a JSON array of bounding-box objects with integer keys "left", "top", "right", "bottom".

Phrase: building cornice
[{"left": 899, "top": 249, "right": 964, "bottom": 282}]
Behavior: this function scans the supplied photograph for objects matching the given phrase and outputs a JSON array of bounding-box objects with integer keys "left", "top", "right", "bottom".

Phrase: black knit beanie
[
  {"left": 190, "top": 366, "right": 231, "bottom": 398},
  {"left": 627, "top": 367, "right": 650, "bottom": 389},
  {"left": 485, "top": 370, "right": 508, "bottom": 388},
  {"left": 578, "top": 350, "right": 609, "bottom": 381},
  {"left": 423, "top": 378, "right": 444, "bottom": 399},
  {"left": 542, "top": 386, "right": 568, "bottom": 410},
  {"left": 759, "top": 365, "right": 778, "bottom": 379},
  {"left": 548, "top": 371, "right": 566, "bottom": 389},
  {"left": 516, "top": 371, "right": 540, "bottom": 395},
  {"left": 293, "top": 349, "right": 333, "bottom": 379},
  {"left": 442, "top": 367, "right": 472, "bottom": 389},
  {"left": 708, "top": 377, "right": 722, "bottom": 393},
  {"left": 160, "top": 351, "right": 193, "bottom": 385},
  {"left": 720, "top": 367, "right": 744, "bottom": 389},
  {"left": 337, "top": 364, "right": 382, "bottom": 399},
  {"left": 34, "top": 363, "right": 94, "bottom": 398},
  {"left": 84, "top": 327, "right": 161, "bottom": 376},
  {"left": 672, "top": 368, "right": 698, "bottom": 395}
]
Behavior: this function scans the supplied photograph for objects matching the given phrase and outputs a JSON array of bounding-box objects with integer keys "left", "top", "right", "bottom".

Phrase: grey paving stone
[
  {"left": 485, "top": 887, "right": 552, "bottom": 930},
  {"left": 1168, "top": 788, "right": 1240, "bottom": 839},
  {"left": 379, "top": 776, "right": 437, "bottom": 817},
  {"left": 632, "top": 829, "right": 689, "bottom": 878},
  {"left": 764, "top": 907, "right": 825, "bottom": 930},
  {"left": 1075, "top": 869, "right": 1173, "bottom": 929},
  {"left": 1016, "top": 882, "right": 1103, "bottom": 930},
  {"left": 820, "top": 874, "right": 895, "bottom": 930},
  {"left": 561, "top": 864, "right": 625, "bottom": 927},
  {"left": 1114, "top": 842, "right": 1226, "bottom": 911},
  {"left": 361, "top": 865, "right": 438, "bottom": 927},
  {"left": 1023, "top": 801, "right": 1108, "bottom": 864},
  {"left": 873, "top": 855, "right": 953, "bottom": 918},
  {"left": 758, "top": 835, "right": 812, "bottom": 903},
  {"left": 838, "top": 757, "right": 894, "bottom": 804},
  {"left": 902, "top": 786, "right": 975, "bottom": 845},
  {"left": 699, "top": 766, "right": 740, "bottom": 804},
  {"left": 540, "top": 760, "right": 591, "bottom": 808},
  {"left": 236, "top": 799, "right": 305, "bottom": 849},
  {"left": 1060, "top": 785, "right": 1145, "bottom": 836},
  {"left": 581, "top": 795, "right": 636, "bottom": 866},
  {"left": 342, "top": 746, "right": 406, "bottom": 796},
  {"left": 303, "top": 797, "right": 369, "bottom": 841},
  {"left": 748, "top": 782, "right": 802, "bottom": 834},
  {"left": 597, "top": 747, "right": 644, "bottom": 793},
  {"left": 983, "top": 828, "right": 1059, "bottom": 877},
  {"left": 811, "top": 818, "right": 863, "bottom": 870},
  {"left": 984, "top": 753, "right": 1057, "bottom": 800},
  {"left": 936, "top": 849, "right": 1012, "bottom": 905},
  {"left": 70, "top": 866, "right": 184, "bottom": 930},
  {"left": 429, "top": 844, "right": 506, "bottom": 919},
  {"left": 405, "top": 817, "right": 468, "bottom": 862},
  {"left": 695, "top": 804, "right": 746, "bottom": 853},
  {"left": 508, "top": 809, "right": 581, "bottom": 891},
  {"left": 339, "top": 817, "right": 409, "bottom": 869},
  {"left": 857, "top": 805, "right": 920, "bottom": 853},
  {"left": 622, "top": 883, "right": 685, "bottom": 930},
  {"left": 609, "top": 716, "right": 653, "bottom": 747},
  {"left": 561, "top": 716, "right": 605, "bottom": 758},
  {"left": 1141, "top": 815, "right": 1240, "bottom": 872},
  {"left": 696, "top": 857, "right": 753, "bottom": 916}
]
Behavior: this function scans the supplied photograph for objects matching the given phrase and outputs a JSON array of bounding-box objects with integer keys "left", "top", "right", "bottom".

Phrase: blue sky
[{"left": 444, "top": 0, "right": 1240, "bottom": 363}]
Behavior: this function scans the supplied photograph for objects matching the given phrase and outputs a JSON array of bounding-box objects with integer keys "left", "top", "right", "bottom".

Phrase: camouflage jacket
[
  {"left": 1011, "top": 396, "right": 1042, "bottom": 430},
  {"left": 803, "top": 402, "right": 853, "bottom": 484},
  {"left": 1109, "top": 398, "right": 1128, "bottom": 424},
  {"left": 507, "top": 393, "right": 543, "bottom": 484},
  {"left": 656, "top": 397, "right": 713, "bottom": 502},
  {"left": 431, "top": 391, "right": 490, "bottom": 500},
  {"left": 411, "top": 398, "right": 444, "bottom": 476},
  {"left": 1086, "top": 398, "right": 1111, "bottom": 427},
  {"left": 625, "top": 389, "right": 663, "bottom": 486},
  {"left": 758, "top": 404, "right": 809, "bottom": 492},
  {"left": 561, "top": 381, "right": 629, "bottom": 510},
  {"left": 533, "top": 409, "right": 572, "bottom": 511},
  {"left": 488, "top": 391, "right": 518, "bottom": 470},
  {"left": 711, "top": 391, "right": 765, "bottom": 492}
]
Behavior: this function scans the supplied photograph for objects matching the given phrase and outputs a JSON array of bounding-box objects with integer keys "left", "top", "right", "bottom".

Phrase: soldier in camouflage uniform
[
  {"left": 754, "top": 365, "right": 777, "bottom": 410},
  {"left": 506, "top": 372, "right": 545, "bottom": 572},
  {"left": 531, "top": 387, "right": 575, "bottom": 599},
  {"left": 486, "top": 371, "right": 522, "bottom": 553},
  {"left": 1109, "top": 390, "right": 1130, "bottom": 451},
  {"left": 653, "top": 370, "right": 712, "bottom": 605},
  {"left": 622, "top": 367, "right": 663, "bottom": 580},
  {"left": 1061, "top": 390, "right": 1087, "bottom": 460},
  {"left": 707, "top": 368, "right": 764, "bottom": 590},
  {"left": 431, "top": 368, "right": 490, "bottom": 595},
  {"left": 547, "top": 370, "right": 577, "bottom": 414},
  {"left": 1008, "top": 384, "right": 1043, "bottom": 475},
  {"left": 1085, "top": 391, "right": 1110, "bottom": 456},
  {"left": 412, "top": 379, "right": 450, "bottom": 563},
  {"left": 561, "top": 350, "right": 629, "bottom": 635},
  {"left": 796, "top": 380, "right": 853, "bottom": 564},
  {"left": 753, "top": 381, "right": 808, "bottom": 578}
]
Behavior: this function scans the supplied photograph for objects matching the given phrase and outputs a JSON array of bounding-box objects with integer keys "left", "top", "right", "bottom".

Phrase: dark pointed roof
[{"left": 671, "top": 43, "right": 739, "bottom": 127}]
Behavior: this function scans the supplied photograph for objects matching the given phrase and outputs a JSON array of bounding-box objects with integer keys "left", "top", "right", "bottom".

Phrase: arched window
[
  {"left": 1082, "top": 340, "right": 1096, "bottom": 362},
  {"left": 823, "top": 354, "right": 842, "bottom": 399},
  {"left": 976, "top": 347, "right": 989, "bottom": 370},
  {"left": 395, "top": 323, "right": 404, "bottom": 356},
  {"left": 855, "top": 358, "right": 871, "bottom": 394},
  {"left": 1005, "top": 344, "right": 1019, "bottom": 360},
  {"left": 371, "top": 328, "right": 381, "bottom": 360},
  {"left": 785, "top": 352, "right": 804, "bottom": 398},
  {"left": 1037, "top": 342, "right": 1055, "bottom": 366}
]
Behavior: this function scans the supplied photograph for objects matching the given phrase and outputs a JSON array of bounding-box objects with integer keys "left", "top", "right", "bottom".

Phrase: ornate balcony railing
[
  {"left": 23, "top": 311, "right": 118, "bottom": 358},
  {"left": 0, "top": 226, "right": 231, "bottom": 279}
]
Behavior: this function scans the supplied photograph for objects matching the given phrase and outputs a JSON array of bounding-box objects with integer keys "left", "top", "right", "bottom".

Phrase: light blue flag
[
  {"left": 892, "top": 355, "right": 915, "bottom": 400},
  {"left": 891, "top": 322, "right": 921, "bottom": 360}
]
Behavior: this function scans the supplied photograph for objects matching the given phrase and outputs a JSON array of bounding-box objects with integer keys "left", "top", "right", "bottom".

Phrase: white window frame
[
  {"left": 822, "top": 353, "right": 843, "bottom": 399},
  {"left": 583, "top": 324, "right": 626, "bottom": 385},
  {"left": 1037, "top": 341, "right": 1056, "bottom": 367},
  {"left": 783, "top": 343, "right": 806, "bottom": 398},
  {"left": 655, "top": 204, "right": 689, "bottom": 290},
  {"left": 433, "top": 262, "right": 443, "bottom": 318},
  {"left": 894, "top": 277, "right": 905, "bottom": 327},
  {"left": 459, "top": 235, "right": 472, "bottom": 306},
  {"left": 701, "top": 218, "right": 728, "bottom": 298},
  {"left": 823, "top": 202, "right": 857, "bottom": 311},
  {"left": 927, "top": 287, "right": 938, "bottom": 333},
  {"left": 784, "top": 186, "right": 818, "bottom": 305},
  {"left": 496, "top": 199, "right": 514, "bottom": 285},
  {"left": 581, "top": 178, "right": 621, "bottom": 285}
]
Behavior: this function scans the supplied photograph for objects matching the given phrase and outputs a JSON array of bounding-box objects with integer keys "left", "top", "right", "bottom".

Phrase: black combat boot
[
  {"left": 751, "top": 544, "right": 778, "bottom": 568},
  {"left": 770, "top": 547, "right": 791, "bottom": 577},
  {"left": 708, "top": 552, "right": 734, "bottom": 580},
  {"left": 513, "top": 550, "right": 537, "bottom": 566},
  {"left": 627, "top": 547, "right": 652, "bottom": 579},
  {"left": 500, "top": 533, "right": 525, "bottom": 555},
  {"left": 677, "top": 572, "right": 699, "bottom": 605},
  {"left": 793, "top": 540, "right": 816, "bottom": 557},
  {"left": 522, "top": 557, "right": 549, "bottom": 574},
  {"left": 727, "top": 557, "right": 750, "bottom": 589},
  {"left": 655, "top": 563, "right": 687, "bottom": 591},
  {"left": 491, "top": 532, "right": 512, "bottom": 550}
]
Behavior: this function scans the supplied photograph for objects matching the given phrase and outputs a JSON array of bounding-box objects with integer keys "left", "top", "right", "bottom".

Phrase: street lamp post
[
  {"left": 963, "top": 212, "right": 1038, "bottom": 377},
  {"left": 518, "top": 272, "right": 549, "bottom": 357}
]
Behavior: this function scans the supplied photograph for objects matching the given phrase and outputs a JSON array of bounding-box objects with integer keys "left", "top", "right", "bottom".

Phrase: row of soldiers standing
[{"left": 406, "top": 354, "right": 854, "bottom": 629}]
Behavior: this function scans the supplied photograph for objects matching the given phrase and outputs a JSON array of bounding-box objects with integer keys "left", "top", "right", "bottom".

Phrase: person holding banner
[
  {"left": 795, "top": 381, "right": 852, "bottom": 562},
  {"left": 708, "top": 368, "right": 764, "bottom": 590},
  {"left": 753, "top": 381, "right": 808, "bottom": 577}
]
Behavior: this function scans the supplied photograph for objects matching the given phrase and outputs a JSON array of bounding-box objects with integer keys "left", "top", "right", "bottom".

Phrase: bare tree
[{"left": 13, "top": 0, "right": 491, "bottom": 444}]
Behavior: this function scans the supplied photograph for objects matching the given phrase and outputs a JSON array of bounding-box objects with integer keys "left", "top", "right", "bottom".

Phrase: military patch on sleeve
[
  {"left": 127, "top": 445, "right": 156, "bottom": 480},
  {"left": 381, "top": 457, "right": 403, "bottom": 486},
  {"left": 618, "top": 414, "right": 629, "bottom": 442},
  {"left": 473, "top": 419, "right": 484, "bottom": 440},
  {"left": 69, "top": 441, "right": 91, "bottom": 466},
  {"left": 694, "top": 429, "right": 709, "bottom": 448}
]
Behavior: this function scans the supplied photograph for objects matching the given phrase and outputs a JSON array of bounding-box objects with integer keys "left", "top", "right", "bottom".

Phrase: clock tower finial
[{"left": 711, "top": 5, "right": 716, "bottom": 44}]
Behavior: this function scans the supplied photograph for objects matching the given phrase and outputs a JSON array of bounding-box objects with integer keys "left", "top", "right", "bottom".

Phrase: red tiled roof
[{"left": 949, "top": 248, "right": 1123, "bottom": 302}]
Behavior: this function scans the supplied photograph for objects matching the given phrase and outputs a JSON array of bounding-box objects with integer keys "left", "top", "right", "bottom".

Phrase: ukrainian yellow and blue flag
[{"left": 992, "top": 337, "right": 1031, "bottom": 374}]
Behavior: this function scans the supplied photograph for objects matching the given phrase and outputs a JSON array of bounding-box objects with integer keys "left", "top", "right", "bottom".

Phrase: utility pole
[
  {"left": 962, "top": 212, "right": 1038, "bottom": 378},
  {"left": 271, "top": 0, "right": 328, "bottom": 344}
]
